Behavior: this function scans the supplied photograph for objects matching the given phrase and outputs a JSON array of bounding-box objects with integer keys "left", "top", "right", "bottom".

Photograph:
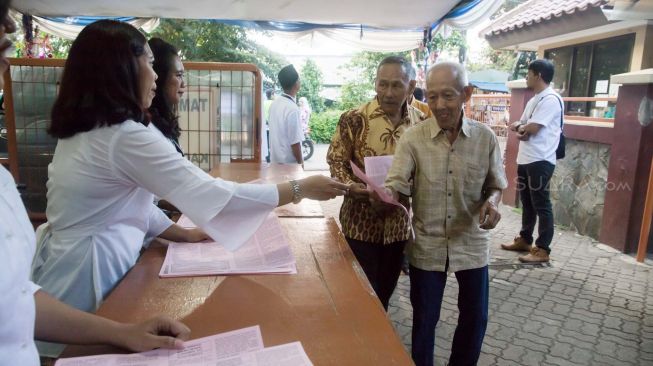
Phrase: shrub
[{"left": 308, "top": 109, "right": 344, "bottom": 143}]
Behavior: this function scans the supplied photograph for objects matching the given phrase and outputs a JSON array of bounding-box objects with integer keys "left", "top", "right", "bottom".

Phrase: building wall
[
  {"left": 641, "top": 24, "right": 653, "bottom": 70},
  {"left": 536, "top": 24, "right": 650, "bottom": 71},
  {"left": 550, "top": 139, "right": 610, "bottom": 240}
]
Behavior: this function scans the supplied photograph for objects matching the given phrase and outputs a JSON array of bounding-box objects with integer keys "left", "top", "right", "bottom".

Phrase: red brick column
[
  {"left": 502, "top": 80, "right": 534, "bottom": 207},
  {"left": 599, "top": 70, "right": 653, "bottom": 252}
]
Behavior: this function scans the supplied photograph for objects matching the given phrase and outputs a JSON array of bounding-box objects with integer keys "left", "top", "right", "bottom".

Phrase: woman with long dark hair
[
  {"left": 148, "top": 37, "right": 185, "bottom": 155},
  {"left": 32, "top": 19, "right": 346, "bottom": 357}
]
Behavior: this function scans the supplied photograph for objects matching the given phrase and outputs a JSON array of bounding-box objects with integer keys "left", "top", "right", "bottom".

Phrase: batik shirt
[{"left": 327, "top": 97, "right": 432, "bottom": 244}]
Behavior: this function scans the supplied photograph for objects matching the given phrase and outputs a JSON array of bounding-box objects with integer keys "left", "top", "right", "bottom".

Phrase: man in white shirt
[
  {"left": 268, "top": 64, "right": 304, "bottom": 166},
  {"left": 502, "top": 59, "right": 563, "bottom": 263},
  {"left": 0, "top": 4, "right": 189, "bottom": 363}
]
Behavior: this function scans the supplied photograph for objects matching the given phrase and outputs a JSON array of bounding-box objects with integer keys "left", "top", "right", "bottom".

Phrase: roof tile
[{"left": 484, "top": 0, "right": 607, "bottom": 36}]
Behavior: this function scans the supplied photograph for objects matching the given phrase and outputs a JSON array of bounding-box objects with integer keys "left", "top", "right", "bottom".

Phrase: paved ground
[
  {"left": 320, "top": 197, "right": 653, "bottom": 366},
  {"left": 311, "top": 144, "right": 653, "bottom": 366},
  {"left": 304, "top": 143, "right": 330, "bottom": 171},
  {"left": 390, "top": 206, "right": 653, "bottom": 366}
]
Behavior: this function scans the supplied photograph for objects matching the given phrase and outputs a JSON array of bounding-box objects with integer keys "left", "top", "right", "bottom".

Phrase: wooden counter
[{"left": 61, "top": 163, "right": 412, "bottom": 365}]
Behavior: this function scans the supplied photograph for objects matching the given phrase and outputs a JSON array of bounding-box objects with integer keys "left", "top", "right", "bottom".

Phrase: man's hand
[
  {"left": 290, "top": 142, "right": 303, "bottom": 167},
  {"left": 114, "top": 316, "right": 191, "bottom": 352},
  {"left": 368, "top": 187, "right": 400, "bottom": 216},
  {"left": 516, "top": 125, "right": 530, "bottom": 141},
  {"left": 479, "top": 199, "right": 501, "bottom": 230},
  {"left": 509, "top": 121, "right": 521, "bottom": 132},
  {"left": 346, "top": 182, "right": 369, "bottom": 200}
]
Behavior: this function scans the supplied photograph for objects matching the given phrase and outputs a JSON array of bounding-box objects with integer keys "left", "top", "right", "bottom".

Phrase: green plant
[
  {"left": 150, "top": 19, "right": 287, "bottom": 87},
  {"left": 339, "top": 79, "right": 373, "bottom": 111},
  {"left": 298, "top": 59, "right": 325, "bottom": 113},
  {"left": 308, "top": 109, "right": 344, "bottom": 143}
]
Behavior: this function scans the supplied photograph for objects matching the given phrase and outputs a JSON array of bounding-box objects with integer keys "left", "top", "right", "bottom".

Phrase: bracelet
[{"left": 289, "top": 180, "right": 303, "bottom": 204}]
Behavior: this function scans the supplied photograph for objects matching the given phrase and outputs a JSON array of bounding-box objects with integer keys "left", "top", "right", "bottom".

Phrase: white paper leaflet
[
  {"left": 349, "top": 161, "right": 408, "bottom": 216},
  {"left": 55, "top": 325, "right": 264, "bottom": 366},
  {"left": 363, "top": 155, "right": 394, "bottom": 187},
  {"left": 55, "top": 326, "right": 313, "bottom": 366},
  {"left": 161, "top": 213, "right": 296, "bottom": 277}
]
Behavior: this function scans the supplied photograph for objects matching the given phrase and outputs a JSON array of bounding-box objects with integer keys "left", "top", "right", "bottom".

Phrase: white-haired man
[{"left": 383, "top": 62, "right": 507, "bottom": 366}]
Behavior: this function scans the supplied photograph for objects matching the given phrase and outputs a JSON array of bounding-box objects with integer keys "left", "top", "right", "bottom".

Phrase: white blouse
[
  {"left": 0, "top": 167, "right": 40, "bottom": 366},
  {"left": 31, "top": 121, "right": 278, "bottom": 357}
]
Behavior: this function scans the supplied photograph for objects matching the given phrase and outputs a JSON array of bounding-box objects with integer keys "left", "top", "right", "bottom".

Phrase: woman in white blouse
[
  {"left": 31, "top": 20, "right": 346, "bottom": 357},
  {"left": 0, "top": 8, "right": 187, "bottom": 364}
]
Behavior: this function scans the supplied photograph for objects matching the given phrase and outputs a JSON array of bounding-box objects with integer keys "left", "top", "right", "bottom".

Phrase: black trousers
[
  {"left": 410, "top": 263, "right": 489, "bottom": 366},
  {"left": 517, "top": 160, "right": 555, "bottom": 252},
  {"left": 346, "top": 237, "right": 406, "bottom": 310}
]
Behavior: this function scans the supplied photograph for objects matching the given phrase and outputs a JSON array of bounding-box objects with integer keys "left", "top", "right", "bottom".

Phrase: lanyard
[{"left": 282, "top": 94, "right": 295, "bottom": 103}]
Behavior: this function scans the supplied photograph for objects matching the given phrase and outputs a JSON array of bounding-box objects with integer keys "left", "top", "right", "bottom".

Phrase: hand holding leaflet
[{"left": 349, "top": 161, "right": 408, "bottom": 216}]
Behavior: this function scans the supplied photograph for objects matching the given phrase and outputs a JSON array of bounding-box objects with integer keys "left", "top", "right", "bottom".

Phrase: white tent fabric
[
  {"left": 256, "top": 0, "right": 504, "bottom": 52},
  {"left": 434, "top": 0, "right": 503, "bottom": 32},
  {"left": 14, "top": 0, "right": 460, "bottom": 30},
  {"left": 14, "top": 0, "right": 503, "bottom": 52},
  {"left": 28, "top": 15, "right": 160, "bottom": 40},
  {"left": 268, "top": 29, "right": 424, "bottom": 52}
]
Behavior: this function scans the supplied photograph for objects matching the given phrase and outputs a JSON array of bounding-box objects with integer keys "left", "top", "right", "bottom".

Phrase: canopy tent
[
  {"left": 25, "top": 15, "right": 160, "bottom": 40},
  {"left": 15, "top": 0, "right": 503, "bottom": 52}
]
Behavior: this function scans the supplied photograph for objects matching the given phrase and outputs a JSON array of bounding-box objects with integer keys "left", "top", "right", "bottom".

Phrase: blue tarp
[
  {"left": 44, "top": 16, "right": 138, "bottom": 26},
  {"left": 469, "top": 81, "right": 509, "bottom": 93}
]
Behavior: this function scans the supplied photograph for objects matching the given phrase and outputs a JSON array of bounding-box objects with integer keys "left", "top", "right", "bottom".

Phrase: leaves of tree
[
  {"left": 150, "top": 19, "right": 287, "bottom": 88},
  {"left": 298, "top": 59, "right": 325, "bottom": 113}
]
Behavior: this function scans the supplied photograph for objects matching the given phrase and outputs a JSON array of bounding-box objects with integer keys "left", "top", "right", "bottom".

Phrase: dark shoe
[
  {"left": 519, "top": 247, "right": 550, "bottom": 263},
  {"left": 501, "top": 236, "right": 532, "bottom": 252}
]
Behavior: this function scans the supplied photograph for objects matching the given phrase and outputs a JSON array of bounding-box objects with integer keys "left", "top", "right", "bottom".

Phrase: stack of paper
[
  {"left": 160, "top": 213, "right": 296, "bottom": 277},
  {"left": 55, "top": 326, "right": 314, "bottom": 366}
]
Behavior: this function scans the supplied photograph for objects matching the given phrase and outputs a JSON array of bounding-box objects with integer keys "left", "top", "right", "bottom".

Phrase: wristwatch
[{"left": 289, "top": 180, "right": 303, "bottom": 204}]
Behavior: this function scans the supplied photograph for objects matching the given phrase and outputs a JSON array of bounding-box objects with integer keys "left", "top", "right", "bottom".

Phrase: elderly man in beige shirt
[{"left": 382, "top": 62, "right": 507, "bottom": 366}]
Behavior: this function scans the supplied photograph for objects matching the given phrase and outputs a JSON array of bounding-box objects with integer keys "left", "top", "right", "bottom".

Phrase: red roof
[{"left": 483, "top": 0, "right": 608, "bottom": 36}]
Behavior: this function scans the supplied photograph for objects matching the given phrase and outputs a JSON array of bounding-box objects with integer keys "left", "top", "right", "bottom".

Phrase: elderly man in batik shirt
[{"left": 327, "top": 56, "right": 432, "bottom": 310}]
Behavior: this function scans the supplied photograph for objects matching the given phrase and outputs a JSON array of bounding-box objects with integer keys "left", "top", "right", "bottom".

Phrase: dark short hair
[
  {"left": 413, "top": 87, "right": 425, "bottom": 102},
  {"left": 265, "top": 89, "right": 273, "bottom": 99},
  {"left": 278, "top": 65, "right": 299, "bottom": 92},
  {"left": 49, "top": 19, "right": 148, "bottom": 138},
  {"left": 528, "top": 59, "right": 555, "bottom": 84},
  {"left": 149, "top": 37, "right": 181, "bottom": 141},
  {"left": 377, "top": 56, "right": 415, "bottom": 81}
]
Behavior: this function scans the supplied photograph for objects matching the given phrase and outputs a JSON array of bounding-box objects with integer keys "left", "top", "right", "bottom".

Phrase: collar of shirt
[
  {"left": 281, "top": 93, "right": 296, "bottom": 103},
  {"left": 366, "top": 97, "right": 411, "bottom": 126},
  {"left": 534, "top": 86, "right": 554, "bottom": 100},
  {"left": 428, "top": 115, "right": 473, "bottom": 139},
  {"left": 408, "top": 102, "right": 427, "bottom": 120}
]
